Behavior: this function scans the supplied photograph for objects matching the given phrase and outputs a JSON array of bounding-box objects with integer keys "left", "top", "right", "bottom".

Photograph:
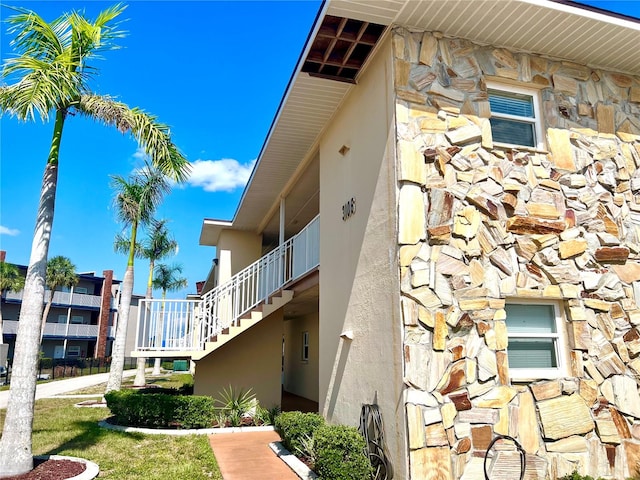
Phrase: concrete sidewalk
[{"left": 0, "top": 368, "right": 140, "bottom": 409}]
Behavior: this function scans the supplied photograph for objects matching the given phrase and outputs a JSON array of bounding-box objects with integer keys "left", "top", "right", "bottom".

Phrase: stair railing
[
  {"left": 135, "top": 215, "right": 319, "bottom": 353},
  {"left": 198, "top": 214, "right": 319, "bottom": 349}
]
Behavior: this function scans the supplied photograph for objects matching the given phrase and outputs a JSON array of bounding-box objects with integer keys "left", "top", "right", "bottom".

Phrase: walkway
[
  {"left": 209, "top": 391, "right": 317, "bottom": 479},
  {"left": 209, "top": 430, "right": 300, "bottom": 480},
  {"left": 0, "top": 369, "right": 140, "bottom": 409}
]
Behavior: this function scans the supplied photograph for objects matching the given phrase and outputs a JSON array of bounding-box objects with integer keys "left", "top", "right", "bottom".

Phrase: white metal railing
[
  {"left": 3, "top": 320, "right": 100, "bottom": 338},
  {"left": 136, "top": 215, "right": 320, "bottom": 353},
  {"left": 4, "top": 290, "right": 102, "bottom": 308}
]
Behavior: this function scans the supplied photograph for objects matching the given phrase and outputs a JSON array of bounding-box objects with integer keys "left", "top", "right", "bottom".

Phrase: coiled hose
[
  {"left": 359, "top": 404, "right": 394, "bottom": 480},
  {"left": 483, "top": 435, "right": 525, "bottom": 480}
]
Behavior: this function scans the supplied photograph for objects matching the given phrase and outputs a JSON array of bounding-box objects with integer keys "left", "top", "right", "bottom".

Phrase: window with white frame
[
  {"left": 74, "top": 287, "right": 88, "bottom": 294},
  {"left": 488, "top": 83, "right": 544, "bottom": 150},
  {"left": 70, "top": 315, "right": 85, "bottom": 324},
  {"left": 505, "top": 301, "right": 567, "bottom": 380},
  {"left": 301, "top": 331, "right": 309, "bottom": 362},
  {"left": 57, "top": 315, "right": 67, "bottom": 324}
]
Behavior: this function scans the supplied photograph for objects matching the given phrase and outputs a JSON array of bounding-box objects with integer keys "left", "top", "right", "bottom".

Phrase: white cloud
[
  {"left": 0, "top": 226, "right": 19, "bottom": 236},
  {"left": 132, "top": 146, "right": 150, "bottom": 162},
  {"left": 187, "top": 159, "right": 255, "bottom": 192}
]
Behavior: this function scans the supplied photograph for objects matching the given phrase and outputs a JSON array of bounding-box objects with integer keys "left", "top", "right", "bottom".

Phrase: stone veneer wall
[{"left": 394, "top": 28, "right": 640, "bottom": 480}]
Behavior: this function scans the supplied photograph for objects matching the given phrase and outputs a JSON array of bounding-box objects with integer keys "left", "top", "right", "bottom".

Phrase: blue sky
[
  {"left": 0, "top": 1, "right": 322, "bottom": 297},
  {"left": 0, "top": 1, "right": 638, "bottom": 298}
]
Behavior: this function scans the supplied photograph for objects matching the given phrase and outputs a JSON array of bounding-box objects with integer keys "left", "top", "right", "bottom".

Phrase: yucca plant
[{"left": 215, "top": 385, "right": 256, "bottom": 417}]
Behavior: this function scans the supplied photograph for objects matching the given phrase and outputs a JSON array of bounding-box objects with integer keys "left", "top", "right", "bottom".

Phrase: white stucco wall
[
  {"left": 318, "top": 36, "right": 407, "bottom": 478},
  {"left": 283, "top": 312, "right": 319, "bottom": 401},
  {"left": 193, "top": 308, "right": 284, "bottom": 408},
  {"left": 216, "top": 230, "right": 262, "bottom": 284}
]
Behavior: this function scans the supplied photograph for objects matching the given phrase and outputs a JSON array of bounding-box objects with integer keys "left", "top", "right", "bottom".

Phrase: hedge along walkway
[{"left": 208, "top": 430, "right": 300, "bottom": 480}]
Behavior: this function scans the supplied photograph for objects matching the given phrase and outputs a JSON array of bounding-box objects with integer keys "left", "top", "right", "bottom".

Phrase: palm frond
[
  {"left": 75, "top": 94, "right": 190, "bottom": 182},
  {"left": 4, "top": 7, "right": 70, "bottom": 63},
  {"left": 0, "top": 63, "right": 79, "bottom": 121},
  {"left": 113, "top": 232, "right": 143, "bottom": 258},
  {"left": 110, "top": 165, "right": 170, "bottom": 228}
]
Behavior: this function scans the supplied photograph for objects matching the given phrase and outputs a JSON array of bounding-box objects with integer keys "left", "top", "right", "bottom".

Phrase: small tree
[
  {"left": 0, "top": 261, "right": 25, "bottom": 344},
  {"left": 40, "top": 256, "right": 78, "bottom": 340}
]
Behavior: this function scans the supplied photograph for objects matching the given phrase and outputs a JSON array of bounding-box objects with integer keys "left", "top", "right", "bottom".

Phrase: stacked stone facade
[{"left": 394, "top": 28, "right": 640, "bottom": 479}]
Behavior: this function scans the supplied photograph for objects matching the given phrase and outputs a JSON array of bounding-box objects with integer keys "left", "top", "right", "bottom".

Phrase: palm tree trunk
[
  {"left": 40, "top": 290, "right": 55, "bottom": 342},
  {"left": 106, "top": 265, "right": 133, "bottom": 393},
  {"left": 133, "top": 260, "right": 156, "bottom": 386},
  {"left": 0, "top": 160, "right": 59, "bottom": 476},
  {"left": 106, "top": 224, "right": 138, "bottom": 393}
]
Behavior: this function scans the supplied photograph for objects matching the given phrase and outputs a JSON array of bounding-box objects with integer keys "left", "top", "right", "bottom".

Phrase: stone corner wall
[{"left": 393, "top": 28, "right": 640, "bottom": 480}]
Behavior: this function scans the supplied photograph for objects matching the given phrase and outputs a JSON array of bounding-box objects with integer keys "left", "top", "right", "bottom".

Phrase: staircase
[
  {"left": 190, "top": 290, "right": 293, "bottom": 360},
  {"left": 132, "top": 215, "right": 319, "bottom": 359}
]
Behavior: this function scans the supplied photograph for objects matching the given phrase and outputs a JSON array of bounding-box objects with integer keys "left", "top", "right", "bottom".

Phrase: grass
[{"left": 0, "top": 374, "right": 222, "bottom": 479}]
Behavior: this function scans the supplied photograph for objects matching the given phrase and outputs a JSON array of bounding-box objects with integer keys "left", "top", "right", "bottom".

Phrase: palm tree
[
  {"left": 153, "top": 263, "right": 188, "bottom": 299},
  {"left": 152, "top": 263, "right": 188, "bottom": 366},
  {"left": 106, "top": 166, "right": 170, "bottom": 394},
  {"left": 0, "top": 261, "right": 25, "bottom": 344},
  {"left": 0, "top": 6, "right": 189, "bottom": 476},
  {"left": 40, "top": 256, "right": 78, "bottom": 341},
  {"left": 115, "top": 219, "right": 178, "bottom": 383}
]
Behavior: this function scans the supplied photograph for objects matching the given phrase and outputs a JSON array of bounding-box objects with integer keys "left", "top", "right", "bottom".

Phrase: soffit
[{"left": 218, "top": 0, "right": 639, "bottom": 237}]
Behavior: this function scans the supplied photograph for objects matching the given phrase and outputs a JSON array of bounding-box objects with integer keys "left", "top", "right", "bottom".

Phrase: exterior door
[{"left": 53, "top": 345, "right": 64, "bottom": 359}]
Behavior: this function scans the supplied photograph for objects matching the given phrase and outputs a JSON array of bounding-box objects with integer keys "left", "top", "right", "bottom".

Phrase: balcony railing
[
  {"left": 4, "top": 290, "right": 102, "bottom": 308},
  {"left": 136, "top": 215, "right": 320, "bottom": 353},
  {"left": 3, "top": 320, "right": 103, "bottom": 339}
]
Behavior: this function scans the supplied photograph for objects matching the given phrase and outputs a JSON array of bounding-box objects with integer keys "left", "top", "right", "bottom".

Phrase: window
[
  {"left": 505, "top": 301, "right": 567, "bottom": 380},
  {"left": 57, "top": 315, "right": 67, "bottom": 324},
  {"left": 66, "top": 346, "right": 81, "bottom": 357},
  {"left": 71, "top": 315, "right": 85, "bottom": 324},
  {"left": 301, "top": 331, "right": 309, "bottom": 362},
  {"left": 74, "top": 287, "right": 88, "bottom": 294},
  {"left": 488, "top": 83, "right": 543, "bottom": 149}
]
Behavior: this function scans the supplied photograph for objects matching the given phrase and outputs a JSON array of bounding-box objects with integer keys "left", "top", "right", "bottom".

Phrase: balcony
[
  {"left": 3, "top": 320, "right": 113, "bottom": 339},
  {"left": 4, "top": 290, "right": 103, "bottom": 309},
  {"left": 134, "top": 215, "right": 320, "bottom": 356}
]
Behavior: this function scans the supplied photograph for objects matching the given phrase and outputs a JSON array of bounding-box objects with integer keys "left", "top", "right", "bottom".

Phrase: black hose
[
  {"left": 359, "top": 404, "right": 394, "bottom": 480},
  {"left": 483, "top": 434, "right": 526, "bottom": 480}
]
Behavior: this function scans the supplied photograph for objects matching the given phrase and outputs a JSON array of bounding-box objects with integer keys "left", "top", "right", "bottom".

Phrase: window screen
[
  {"left": 505, "top": 303, "right": 559, "bottom": 370},
  {"left": 488, "top": 88, "right": 538, "bottom": 148}
]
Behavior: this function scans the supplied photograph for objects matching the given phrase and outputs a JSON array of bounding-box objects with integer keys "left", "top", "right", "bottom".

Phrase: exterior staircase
[
  {"left": 190, "top": 290, "right": 293, "bottom": 360},
  {"left": 132, "top": 215, "right": 319, "bottom": 359}
]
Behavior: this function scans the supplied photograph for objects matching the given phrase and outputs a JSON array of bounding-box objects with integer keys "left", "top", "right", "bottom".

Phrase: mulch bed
[{"left": 2, "top": 458, "right": 85, "bottom": 480}]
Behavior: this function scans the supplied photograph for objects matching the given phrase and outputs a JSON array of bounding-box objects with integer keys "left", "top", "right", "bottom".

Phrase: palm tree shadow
[{"left": 42, "top": 419, "right": 145, "bottom": 455}]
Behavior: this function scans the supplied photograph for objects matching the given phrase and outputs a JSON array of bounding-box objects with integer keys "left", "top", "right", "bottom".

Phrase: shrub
[
  {"left": 105, "top": 390, "right": 215, "bottom": 429},
  {"left": 255, "top": 405, "right": 281, "bottom": 426},
  {"left": 39, "top": 357, "right": 53, "bottom": 370},
  {"left": 313, "top": 424, "right": 372, "bottom": 480},
  {"left": 275, "top": 411, "right": 325, "bottom": 454}
]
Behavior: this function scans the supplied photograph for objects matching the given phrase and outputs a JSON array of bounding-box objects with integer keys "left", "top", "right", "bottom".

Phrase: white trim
[
  {"left": 487, "top": 81, "right": 545, "bottom": 151},
  {"left": 505, "top": 299, "right": 568, "bottom": 381}
]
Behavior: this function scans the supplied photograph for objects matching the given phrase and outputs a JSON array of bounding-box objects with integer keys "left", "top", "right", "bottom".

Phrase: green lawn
[{"left": 0, "top": 395, "right": 222, "bottom": 479}]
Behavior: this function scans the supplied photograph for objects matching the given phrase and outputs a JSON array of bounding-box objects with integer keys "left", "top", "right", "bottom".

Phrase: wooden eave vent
[{"left": 302, "top": 15, "right": 386, "bottom": 84}]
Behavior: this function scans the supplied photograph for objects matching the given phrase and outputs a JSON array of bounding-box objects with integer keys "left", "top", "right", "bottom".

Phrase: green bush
[
  {"left": 39, "top": 357, "right": 53, "bottom": 370},
  {"left": 275, "top": 411, "right": 325, "bottom": 454},
  {"left": 105, "top": 390, "right": 215, "bottom": 429},
  {"left": 313, "top": 425, "right": 372, "bottom": 480}
]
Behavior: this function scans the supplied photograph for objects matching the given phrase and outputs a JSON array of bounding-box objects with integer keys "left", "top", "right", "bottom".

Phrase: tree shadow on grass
[{"left": 42, "top": 419, "right": 145, "bottom": 456}]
